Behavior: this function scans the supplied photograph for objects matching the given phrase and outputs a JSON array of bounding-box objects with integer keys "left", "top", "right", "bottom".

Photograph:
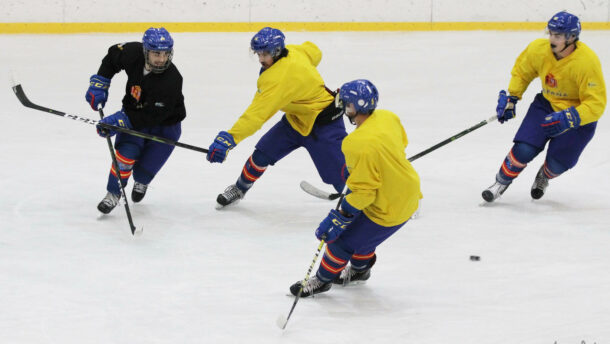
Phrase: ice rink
[{"left": 1, "top": 30, "right": 609, "bottom": 343}]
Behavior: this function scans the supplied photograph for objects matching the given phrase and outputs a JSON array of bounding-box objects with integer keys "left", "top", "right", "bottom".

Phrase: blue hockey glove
[
  {"left": 207, "top": 131, "right": 236, "bottom": 163},
  {"left": 541, "top": 107, "right": 581, "bottom": 137},
  {"left": 315, "top": 209, "right": 355, "bottom": 243},
  {"left": 496, "top": 90, "right": 519, "bottom": 124},
  {"left": 96, "top": 110, "right": 132, "bottom": 138},
  {"left": 85, "top": 74, "right": 111, "bottom": 110}
]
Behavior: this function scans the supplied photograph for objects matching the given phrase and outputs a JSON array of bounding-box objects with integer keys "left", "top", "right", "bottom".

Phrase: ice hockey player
[
  {"left": 86, "top": 27, "right": 186, "bottom": 214},
  {"left": 205, "top": 27, "right": 347, "bottom": 209},
  {"left": 483, "top": 11, "right": 606, "bottom": 202},
  {"left": 289, "top": 80, "right": 422, "bottom": 297}
]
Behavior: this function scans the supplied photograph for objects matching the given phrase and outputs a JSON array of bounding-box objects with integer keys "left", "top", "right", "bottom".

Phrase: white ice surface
[{"left": 1, "top": 31, "right": 609, "bottom": 343}]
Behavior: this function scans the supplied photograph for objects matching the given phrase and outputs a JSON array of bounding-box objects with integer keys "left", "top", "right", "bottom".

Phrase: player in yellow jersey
[
  {"left": 483, "top": 11, "right": 606, "bottom": 202},
  {"left": 288, "top": 80, "right": 422, "bottom": 297},
  {"left": 205, "top": 27, "right": 347, "bottom": 209}
]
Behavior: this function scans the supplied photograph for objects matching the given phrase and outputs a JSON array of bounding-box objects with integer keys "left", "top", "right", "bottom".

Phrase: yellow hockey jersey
[
  {"left": 508, "top": 38, "right": 606, "bottom": 125},
  {"left": 343, "top": 110, "right": 422, "bottom": 227},
  {"left": 227, "top": 42, "right": 335, "bottom": 144}
]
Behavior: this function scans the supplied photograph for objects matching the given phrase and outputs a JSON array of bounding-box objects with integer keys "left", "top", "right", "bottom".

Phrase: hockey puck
[{"left": 469, "top": 255, "right": 480, "bottom": 261}]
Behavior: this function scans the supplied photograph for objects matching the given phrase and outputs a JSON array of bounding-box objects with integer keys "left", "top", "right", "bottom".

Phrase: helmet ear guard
[{"left": 142, "top": 27, "right": 174, "bottom": 73}]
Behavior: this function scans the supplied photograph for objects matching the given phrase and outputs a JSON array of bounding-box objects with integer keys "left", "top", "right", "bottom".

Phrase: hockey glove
[
  {"left": 496, "top": 90, "right": 519, "bottom": 124},
  {"left": 96, "top": 110, "right": 132, "bottom": 138},
  {"left": 541, "top": 107, "right": 581, "bottom": 137},
  {"left": 207, "top": 131, "right": 236, "bottom": 163},
  {"left": 85, "top": 74, "right": 111, "bottom": 110},
  {"left": 315, "top": 209, "right": 355, "bottom": 243}
]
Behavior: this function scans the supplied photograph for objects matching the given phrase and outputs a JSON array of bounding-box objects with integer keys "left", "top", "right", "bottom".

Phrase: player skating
[
  {"left": 86, "top": 27, "right": 186, "bottom": 213},
  {"left": 289, "top": 80, "right": 422, "bottom": 297},
  {"left": 483, "top": 11, "right": 606, "bottom": 202},
  {"left": 205, "top": 27, "right": 347, "bottom": 209}
]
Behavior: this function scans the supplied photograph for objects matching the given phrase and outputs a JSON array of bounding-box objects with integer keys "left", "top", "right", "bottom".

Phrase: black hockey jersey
[{"left": 97, "top": 42, "right": 186, "bottom": 130}]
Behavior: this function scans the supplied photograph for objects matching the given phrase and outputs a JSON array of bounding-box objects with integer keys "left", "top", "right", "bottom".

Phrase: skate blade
[
  {"left": 340, "top": 280, "right": 369, "bottom": 287},
  {"left": 215, "top": 199, "right": 240, "bottom": 210}
]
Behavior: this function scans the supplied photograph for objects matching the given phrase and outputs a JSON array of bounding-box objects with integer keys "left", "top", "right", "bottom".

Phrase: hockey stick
[
  {"left": 277, "top": 238, "right": 326, "bottom": 330},
  {"left": 407, "top": 115, "right": 497, "bottom": 162},
  {"left": 12, "top": 84, "right": 209, "bottom": 154},
  {"left": 277, "top": 188, "right": 346, "bottom": 330},
  {"left": 301, "top": 115, "right": 498, "bottom": 200},
  {"left": 300, "top": 180, "right": 343, "bottom": 201},
  {"left": 98, "top": 108, "right": 140, "bottom": 236}
]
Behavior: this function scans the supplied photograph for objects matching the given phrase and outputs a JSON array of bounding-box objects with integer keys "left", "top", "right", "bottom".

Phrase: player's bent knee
[
  {"left": 545, "top": 156, "right": 570, "bottom": 175},
  {"left": 252, "top": 149, "right": 274, "bottom": 167},
  {"left": 512, "top": 142, "right": 541, "bottom": 164}
]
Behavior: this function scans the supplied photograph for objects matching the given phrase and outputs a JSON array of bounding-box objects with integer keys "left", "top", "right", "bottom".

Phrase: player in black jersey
[{"left": 86, "top": 27, "right": 186, "bottom": 214}]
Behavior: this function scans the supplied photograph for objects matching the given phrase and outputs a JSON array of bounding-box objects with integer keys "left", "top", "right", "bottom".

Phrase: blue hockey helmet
[
  {"left": 338, "top": 79, "right": 379, "bottom": 116},
  {"left": 142, "top": 27, "right": 174, "bottom": 73},
  {"left": 547, "top": 11, "right": 581, "bottom": 39},
  {"left": 250, "top": 27, "right": 285, "bottom": 58}
]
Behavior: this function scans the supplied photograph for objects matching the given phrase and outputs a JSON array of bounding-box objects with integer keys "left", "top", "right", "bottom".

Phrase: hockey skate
[
  {"left": 289, "top": 276, "right": 332, "bottom": 297},
  {"left": 97, "top": 192, "right": 120, "bottom": 214},
  {"left": 482, "top": 180, "right": 510, "bottom": 202},
  {"left": 333, "top": 255, "right": 376, "bottom": 285},
  {"left": 531, "top": 166, "right": 549, "bottom": 200},
  {"left": 216, "top": 184, "right": 244, "bottom": 209},
  {"left": 131, "top": 182, "right": 148, "bottom": 203}
]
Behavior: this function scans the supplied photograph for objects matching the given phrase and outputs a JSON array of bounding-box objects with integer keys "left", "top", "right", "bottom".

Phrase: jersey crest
[
  {"left": 130, "top": 85, "right": 142, "bottom": 101},
  {"left": 545, "top": 73, "right": 558, "bottom": 88}
]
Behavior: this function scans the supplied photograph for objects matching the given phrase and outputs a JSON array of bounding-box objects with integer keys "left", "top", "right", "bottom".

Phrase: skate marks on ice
[
  {"left": 278, "top": 285, "right": 410, "bottom": 332},
  {"left": 478, "top": 197, "right": 608, "bottom": 214}
]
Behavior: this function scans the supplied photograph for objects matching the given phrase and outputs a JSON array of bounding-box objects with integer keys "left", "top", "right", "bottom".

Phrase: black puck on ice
[{"left": 469, "top": 255, "right": 480, "bottom": 261}]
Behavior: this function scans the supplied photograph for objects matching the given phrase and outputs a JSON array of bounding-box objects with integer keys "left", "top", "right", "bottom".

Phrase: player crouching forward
[
  {"left": 289, "top": 80, "right": 422, "bottom": 297},
  {"left": 205, "top": 27, "right": 347, "bottom": 209},
  {"left": 87, "top": 27, "right": 186, "bottom": 213},
  {"left": 482, "top": 11, "right": 606, "bottom": 202}
]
